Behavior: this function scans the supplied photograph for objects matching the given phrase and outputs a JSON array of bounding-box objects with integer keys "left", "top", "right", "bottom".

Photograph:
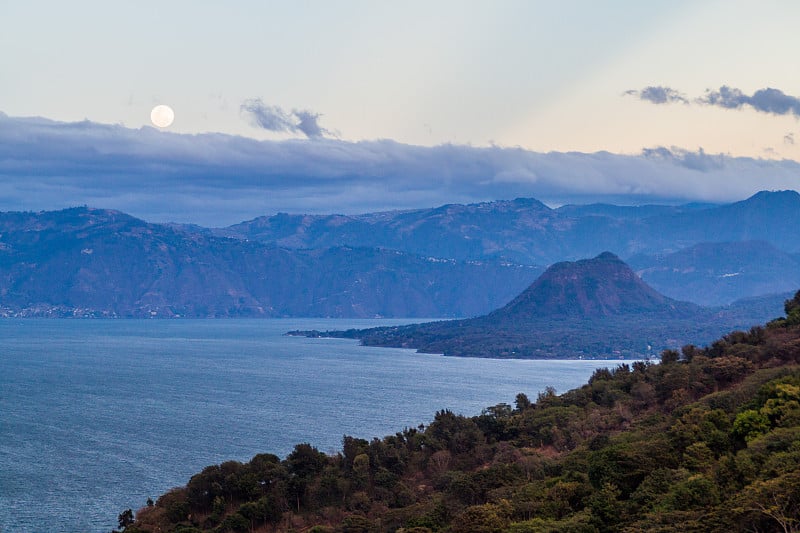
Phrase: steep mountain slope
[
  {"left": 0, "top": 207, "right": 539, "bottom": 318},
  {"left": 631, "top": 240, "right": 800, "bottom": 305},
  {"left": 493, "top": 251, "right": 697, "bottom": 320},
  {"left": 296, "top": 253, "right": 775, "bottom": 358}
]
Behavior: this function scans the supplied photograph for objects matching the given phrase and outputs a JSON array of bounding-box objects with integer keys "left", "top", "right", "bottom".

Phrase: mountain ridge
[
  {"left": 2, "top": 191, "right": 798, "bottom": 320},
  {"left": 0, "top": 207, "right": 539, "bottom": 318},
  {"left": 214, "top": 190, "right": 800, "bottom": 265}
]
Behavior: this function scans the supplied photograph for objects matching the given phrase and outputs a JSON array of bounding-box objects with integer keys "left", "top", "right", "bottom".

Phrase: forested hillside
[{"left": 118, "top": 292, "right": 800, "bottom": 533}]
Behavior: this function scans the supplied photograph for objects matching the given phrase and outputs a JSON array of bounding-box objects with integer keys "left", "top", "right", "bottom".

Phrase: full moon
[{"left": 150, "top": 105, "right": 175, "bottom": 128}]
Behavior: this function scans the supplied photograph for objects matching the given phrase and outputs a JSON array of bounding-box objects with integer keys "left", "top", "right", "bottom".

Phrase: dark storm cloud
[
  {"left": 1, "top": 113, "right": 798, "bottom": 226},
  {"left": 624, "top": 86, "right": 688, "bottom": 104},
  {"left": 698, "top": 86, "right": 800, "bottom": 117},
  {"left": 240, "top": 99, "right": 328, "bottom": 138}
]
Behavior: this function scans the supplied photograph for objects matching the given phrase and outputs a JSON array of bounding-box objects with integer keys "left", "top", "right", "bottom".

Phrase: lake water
[{"left": 0, "top": 319, "right": 636, "bottom": 533}]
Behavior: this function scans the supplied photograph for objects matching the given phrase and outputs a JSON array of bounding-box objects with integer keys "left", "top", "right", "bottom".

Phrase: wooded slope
[{"left": 120, "top": 292, "right": 800, "bottom": 533}]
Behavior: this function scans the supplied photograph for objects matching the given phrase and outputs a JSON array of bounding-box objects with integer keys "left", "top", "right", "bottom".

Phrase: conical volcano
[{"left": 490, "top": 252, "right": 698, "bottom": 320}]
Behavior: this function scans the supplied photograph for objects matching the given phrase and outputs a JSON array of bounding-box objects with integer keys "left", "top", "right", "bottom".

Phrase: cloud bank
[
  {"left": 1, "top": 113, "right": 798, "bottom": 226},
  {"left": 240, "top": 99, "right": 329, "bottom": 138}
]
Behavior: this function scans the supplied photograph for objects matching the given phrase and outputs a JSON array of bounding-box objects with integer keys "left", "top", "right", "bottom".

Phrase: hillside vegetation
[{"left": 118, "top": 292, "right": 800, "bottom": 533}]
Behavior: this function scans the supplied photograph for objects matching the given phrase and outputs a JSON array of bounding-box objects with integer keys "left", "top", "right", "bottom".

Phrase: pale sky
[
  {"left": 1, "top": 1, "right": 799, "bottom": 224},
  {"left": 4, "top": 0, "right": 800, "bottom": 156}
]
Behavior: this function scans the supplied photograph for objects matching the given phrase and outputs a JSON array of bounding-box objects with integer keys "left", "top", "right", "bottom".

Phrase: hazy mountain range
[
  {"left": 0, "top": 190, "right": 797, "bottom": 319},
  {"left": 0, "top": 208, "right": 536, "bottom": 318},
  {"left": 210, "top": 190, "right": 800, "bottom": 265},
  {"left": 629, "top": 240, "right": 800, "bottom": 306},
  {"left": 209, "top": 189, "right": 800, "bottom": 306}
]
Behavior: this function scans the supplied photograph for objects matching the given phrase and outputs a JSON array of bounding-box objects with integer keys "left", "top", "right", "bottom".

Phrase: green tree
[
  {"left": 238, "top": 501, "right": 261, "bottom": 528},
  {"left": 450, "top": 501, "right": 512, "bottom": 533},
  {"left": 661, "top": 349, "right": 680, "bottom": 364},
  {"left": 217, "top": 512, "right": 249, "bottom": 533},
  {"left": 352, "top": 453, "right": 371, "bottom": 491},
  {"left": 340, "top": 513, "right": 377, "bottom": 533},
  {"left": 117, "top": 509, "right": 134, "bottom": 530},
  {"left": 587, "top": 482, "right": 623, "bottom": 532},
  {"left": 286, "top": 442, "right": 328, "bottom": 511},
  {"left": 733, "top": 409, "right": 770, "bottom": 442},
  {"left": 733, "top": 471, "right": 800, "bottom": 533},
  {"left": 663, "top": 474, "right": 720, "bottom": 510},
  {"left": 287, "top": 443, "right": 327, "bottom": 478},
  {"left": 515, "top": 393, "right": 532, "bottom": 411}
]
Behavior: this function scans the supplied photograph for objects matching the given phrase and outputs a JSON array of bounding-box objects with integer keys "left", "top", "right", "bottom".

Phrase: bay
[{"left": 0, "top": 319, "right": 637, "bottom": 533}]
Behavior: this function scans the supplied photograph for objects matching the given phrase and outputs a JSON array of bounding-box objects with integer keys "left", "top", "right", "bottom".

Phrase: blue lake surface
[{"left": 0, "top": 319, "right": 637, "bottom": 532}]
